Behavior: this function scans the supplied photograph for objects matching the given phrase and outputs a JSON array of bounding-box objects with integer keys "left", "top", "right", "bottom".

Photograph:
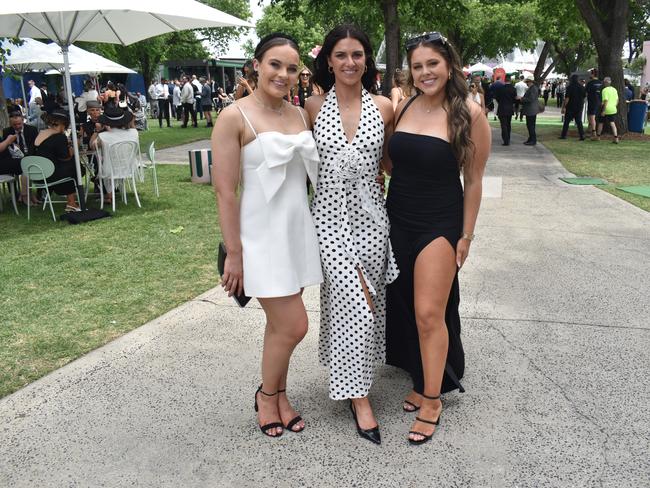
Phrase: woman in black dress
[
  {"left": 33, "top": 110, "right": 82, "bottom": 211},
  {"left": 384, "top": 33, "right": 491, "bottom": 445}
]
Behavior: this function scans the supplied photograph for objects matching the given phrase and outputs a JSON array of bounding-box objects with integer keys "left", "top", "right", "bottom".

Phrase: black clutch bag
[{"left": 217, "top": 242, "right": 252, "bottom": 308}]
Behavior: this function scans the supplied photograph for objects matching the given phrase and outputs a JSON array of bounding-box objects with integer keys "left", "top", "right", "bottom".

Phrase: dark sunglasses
[
  {"left": 300, "top": 73, "right": 310, "bottom": 77},
  {"left": 405, "top": 32, "right": 447, "bottom": 51}
]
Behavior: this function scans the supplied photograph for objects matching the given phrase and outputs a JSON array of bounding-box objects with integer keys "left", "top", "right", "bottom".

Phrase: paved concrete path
[
  {"left": 2, "top": 130, "right": 649, "bottom": 487},
  {"left": 155, "top": 140, "right": 212, "bottom": 164}
]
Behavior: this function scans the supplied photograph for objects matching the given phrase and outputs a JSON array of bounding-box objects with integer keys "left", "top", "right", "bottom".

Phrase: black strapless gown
[{"left": 386, "top": 131, "right": 465, "bottom": 394}]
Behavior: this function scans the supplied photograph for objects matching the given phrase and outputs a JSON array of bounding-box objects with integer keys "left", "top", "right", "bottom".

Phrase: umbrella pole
[
  {"left": 20, "top": 75, "right": 28, "bottom": 111},
  {"left": 61, "top": 45, "right": 86, "bottom": 210}
]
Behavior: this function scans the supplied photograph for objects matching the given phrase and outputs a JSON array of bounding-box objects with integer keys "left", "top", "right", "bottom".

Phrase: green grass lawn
[
  {"left": 490, "top": 117, "right": 650, "bottom": 211},
  {"left": 0, "top": 166, "right": 220, "bottom": 397}
]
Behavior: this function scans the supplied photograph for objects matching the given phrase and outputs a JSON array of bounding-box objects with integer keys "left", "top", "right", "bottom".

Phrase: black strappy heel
[
  {"left": 408, "top": 393, "right": 441, "bottom": 445},
  {"left": 254, "top": 385, "right": 283, "bottom": 437},
  {"left": 277, "top": 388, "right": 304, "bottom": 433},
  {"left": 403, "top": 399, "right": 420, "bottom": 412}
]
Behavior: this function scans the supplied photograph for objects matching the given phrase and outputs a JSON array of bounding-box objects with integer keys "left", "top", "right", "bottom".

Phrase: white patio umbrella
[
  {"left": 467, "top": 62, "right": 494, "bottom": 75},
  {"left": 2, "top": 37, "right": 64, "bottom": 106},
  {"left": 0, "top": 1, "right": 251, "bottom": 211},
  {"left": 43, "top": 44, "right": 136, "bottom": 75}
]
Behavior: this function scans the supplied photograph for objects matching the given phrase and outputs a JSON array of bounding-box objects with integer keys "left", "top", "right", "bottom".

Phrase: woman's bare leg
[
  {"left": 408, "top": 238, "right": 456, "bottom": 442},
  {"left": 256, "top": 293, "right": 309, "bottom": 435}
]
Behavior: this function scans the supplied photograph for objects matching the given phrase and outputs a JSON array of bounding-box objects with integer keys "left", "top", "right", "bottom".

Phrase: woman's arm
[
  {"left": 390, "top": 87, "right": 401, "bottom": 112},
  {"left": 211, "top": 105, "right": 245, "bottom": 296},
  {"left": 304, "top": 94, "right": 325, "bottom": 126},
  {"left": 373, "top": 94, "right": 395, "bottom": 178},
  {"left": 234, "top": 77, "right": 254, "bottom": 100},
  {"left": 0, "top": 134, "right": 17, "bottom": 152},
  {"left": 457, "top": 101, "right": 491, "bottom": 268}
]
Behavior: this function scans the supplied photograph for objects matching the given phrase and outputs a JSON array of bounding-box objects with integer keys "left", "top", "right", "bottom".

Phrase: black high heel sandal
[
  {"left": 408, "top": 393, "right": 442, "bottom": 446},
  {"left": 254, "top": 385, "right": 283, "bottom": 438},
  {"left": 277, "top": 388, "right": 304, "bottom": 433},
  {"left": 349, "top": 400, "right": 381, "bottom": 445}
]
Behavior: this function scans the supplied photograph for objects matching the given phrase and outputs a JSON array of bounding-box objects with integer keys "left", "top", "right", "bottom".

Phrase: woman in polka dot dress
[{"left": 306, "top": 25, "right": 398, "bottom": 445}]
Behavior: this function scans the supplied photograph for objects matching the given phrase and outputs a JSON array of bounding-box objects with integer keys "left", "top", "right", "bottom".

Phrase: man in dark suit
[
  {"left": 560, "top": 74, "right": 586, "bottom": 140},
  {"left": 494, "top": 76, "right": 517, "bottom": 146},
  {"left": 3, "top": 106, "right": 38, "bottom": 157}
]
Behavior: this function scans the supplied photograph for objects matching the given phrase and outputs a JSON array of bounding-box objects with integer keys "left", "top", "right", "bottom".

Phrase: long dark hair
[
  {"left": 313, "top": 24, "right": 378, "bottom": 93},
  {"left": 407, "top": 39, "right": 473, "bottom": 170}
]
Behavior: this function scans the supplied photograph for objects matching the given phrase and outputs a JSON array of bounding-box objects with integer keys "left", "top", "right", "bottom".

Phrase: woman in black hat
[{"left": 33, "top": 109, "right": 83, "bottom": 212}]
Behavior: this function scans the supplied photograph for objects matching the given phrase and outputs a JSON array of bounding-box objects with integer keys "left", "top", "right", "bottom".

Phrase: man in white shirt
[
  {"left": 155, "top": 78, "right": 171, "bottom": 128},
  {"left": 180, "top": 76, "right": 197, "bottom": 128},
  {"left": 27, "top": 80, "right": 42, "bottom": 105},
  {"left": 172, "top": 80, "right": 183, "bottom": 121},
  {"left": 515, "top": 75, "right": 528, "bottom": 121}
]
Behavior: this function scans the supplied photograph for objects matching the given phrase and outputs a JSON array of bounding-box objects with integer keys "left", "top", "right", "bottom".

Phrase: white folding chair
[
  {"left": 21, "top": 156, "right": 79, "bottom": 221},
  {"left": 144, "top": 141, "right": 160, "bottom": 197},
  {"left": 97, "top": 140, "right": 142, "bottom": 213},
  {"left": 0, "top": 174, "right": 19, "bottom": 215}
]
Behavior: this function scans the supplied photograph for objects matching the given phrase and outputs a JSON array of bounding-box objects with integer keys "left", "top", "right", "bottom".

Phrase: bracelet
[{"left": 461, "top": 233, "right": 475, "bottom": 241}]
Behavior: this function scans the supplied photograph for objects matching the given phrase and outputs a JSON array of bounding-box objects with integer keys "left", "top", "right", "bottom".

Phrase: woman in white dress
[
  {"left": 306, "top": 25, "right": 398, "bottom": 445},
  {"left": 212, "top": 33, "right": 323, "bottom": 438}
]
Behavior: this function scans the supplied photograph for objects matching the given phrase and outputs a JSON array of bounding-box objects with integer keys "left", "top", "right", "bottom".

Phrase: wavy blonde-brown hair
[{"left": 407, "top": 40, "right": 473, "bottom": 170}]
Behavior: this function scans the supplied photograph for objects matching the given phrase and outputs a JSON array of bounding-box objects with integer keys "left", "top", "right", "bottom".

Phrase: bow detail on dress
[{"left": 255, "top": 131, "right": 319, "bottom": 202}]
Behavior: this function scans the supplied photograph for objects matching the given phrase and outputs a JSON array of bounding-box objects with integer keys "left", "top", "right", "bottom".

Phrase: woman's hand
[
  {"left": 375, "top": 171, "right": 385, "bottom": 189},
  {"left": 456, "top": 238, "right": 471, "bottom": 269},
  {"left": 222, "top": 251, "right": 244, "bottom": 297}
]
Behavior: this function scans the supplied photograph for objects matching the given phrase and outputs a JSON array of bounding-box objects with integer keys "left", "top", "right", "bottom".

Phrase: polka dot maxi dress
[{"left": 311, "top": 86, "right": 399, "bottom": 400}]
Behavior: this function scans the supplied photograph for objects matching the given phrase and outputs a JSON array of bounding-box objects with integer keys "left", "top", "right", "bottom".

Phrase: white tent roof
[
  {"left": 1, "top": 37, "right": 63, "bottom": 72},
  {"left": 467, "top": 62, "right": 493, "bottom": 75},
  {"left": 0, "top": 1, "right": 251, "bottom": 46},
  {"left": 45, "top": 44, "right": 136, "bottom": 74}
]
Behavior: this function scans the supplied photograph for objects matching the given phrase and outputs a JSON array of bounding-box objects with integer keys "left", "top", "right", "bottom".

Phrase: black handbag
[{"left": 217, "top": 242, "right": 251, "bottom": 307}]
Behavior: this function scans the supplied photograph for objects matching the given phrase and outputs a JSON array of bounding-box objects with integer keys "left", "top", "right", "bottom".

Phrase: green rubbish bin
[{"left": 627, "top": 100, "right": 648, "bottom": 133}]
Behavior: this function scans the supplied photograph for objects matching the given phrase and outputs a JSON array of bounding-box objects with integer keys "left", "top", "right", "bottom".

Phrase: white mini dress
[{"left": 236, "top": 105, "right": 323, "bottom": 298}]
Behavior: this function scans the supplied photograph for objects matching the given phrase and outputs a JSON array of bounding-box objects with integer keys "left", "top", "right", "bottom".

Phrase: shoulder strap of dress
[
  {"left": 296, "top": 106, "right": 308, "bottom": 129},
  {"left": 395, "top": 94, "right": 420, "bottom": 127},
  {"left": 235, "top": 104, "right": 258, "bottom": 138}
]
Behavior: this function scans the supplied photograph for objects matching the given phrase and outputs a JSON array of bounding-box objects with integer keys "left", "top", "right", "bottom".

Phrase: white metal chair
[
  {"left": 143, "top": 141, "right": 160, "bottom": 197},
  {"left": 20, "top": 156, "right": 79, "bottom": 221},
  {"left": 0, "top": 174, "right": 19, "bottom": 215},
  {"left": 97, "top": 140, "right": 142, "bottom": 213}
]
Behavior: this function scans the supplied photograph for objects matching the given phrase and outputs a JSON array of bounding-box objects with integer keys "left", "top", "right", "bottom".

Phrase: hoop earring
[
  {"left": 328, "top": 66, "right": 333, "bottom": 74},
  {"left": 448, "top": 72, "right": 452, "bottom": 80}
]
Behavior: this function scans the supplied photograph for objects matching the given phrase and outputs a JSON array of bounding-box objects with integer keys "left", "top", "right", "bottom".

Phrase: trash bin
[
  {"left": 189, "top": 149, "right": 212, "bottom": 184},
  {"left": 627, "top": 100, "right": 648, "bottom": 133}
]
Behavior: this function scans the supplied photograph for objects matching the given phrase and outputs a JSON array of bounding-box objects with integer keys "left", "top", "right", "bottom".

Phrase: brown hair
[
  {"left": 407, "top": 40, "right": 473, "bottom": 169},
  {"left": 393, "top": 69, "right": 412, "bottom": 97}
]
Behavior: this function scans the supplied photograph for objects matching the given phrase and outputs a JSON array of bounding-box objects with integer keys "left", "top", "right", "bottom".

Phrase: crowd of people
[
  {"left": 212, "top": 27, "right": 490, "bottom": 446},
  {"left": 468, "top": 68, "right": 642, "bottom": 146},
  {"left": 146, "top": 75, "right": 230, "bottom": 129},
  {"left": 1, "top": 82, "right": 146, "bottom": 210}
]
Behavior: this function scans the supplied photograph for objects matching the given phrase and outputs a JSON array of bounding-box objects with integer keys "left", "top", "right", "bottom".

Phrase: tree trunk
[
  {"left": 0, "top": 81, "right": 8, "bottom": 131},
  {"left": 575, "top": 0, "right": 630, "bottom": 133},
  {"left": 534, "top": 42, "right": 552, "bottom": 83},
  {"left": 381, "top": 0, "right": 400, "bottom": 97}
]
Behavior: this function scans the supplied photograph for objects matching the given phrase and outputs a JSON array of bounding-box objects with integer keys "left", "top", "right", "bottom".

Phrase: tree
[
  {"left": 405, "top": 0, "right": 538, "bottom": 65},
  {"left": 254, "top": 1, "right": 328, "bottom": 66},
  {"left": 575, "top": 0, "right": 631, "bottom": 133},
  {"left": 627, "top": 0, "right": 650, "bottom": 62},
  {"left": 534, "top": 0, "right": 594, "bottom": 78},
  {"left": 197, "top": 0, "right": 252, "bottom": 55},
  {"left": 0, "top": 38, "right": 23, "bottom": 129}
]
